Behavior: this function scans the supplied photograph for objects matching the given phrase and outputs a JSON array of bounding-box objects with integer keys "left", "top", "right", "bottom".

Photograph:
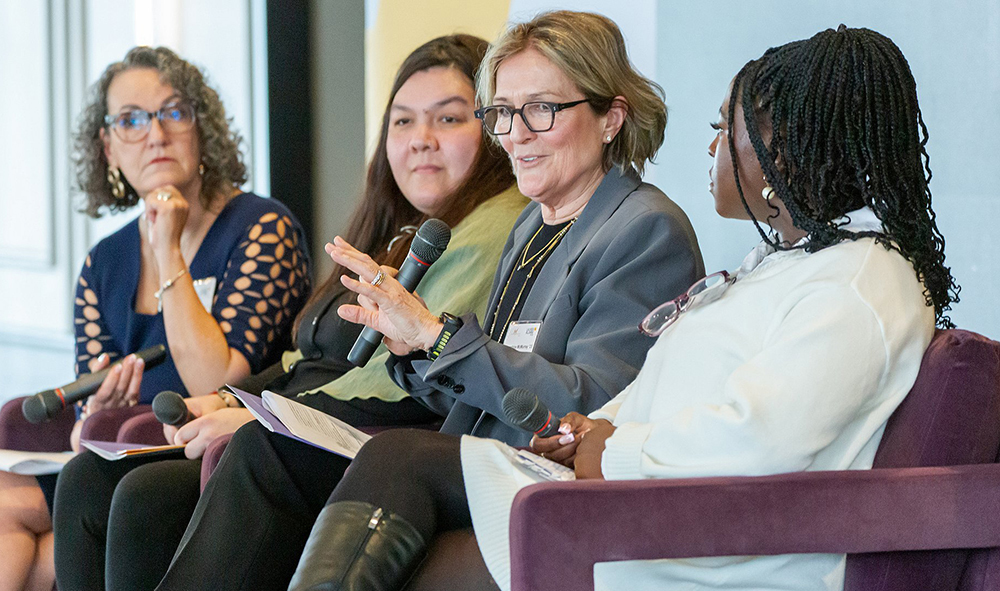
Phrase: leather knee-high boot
[{"left": 287, "top": 501, "right": 427, "bottom": 591}]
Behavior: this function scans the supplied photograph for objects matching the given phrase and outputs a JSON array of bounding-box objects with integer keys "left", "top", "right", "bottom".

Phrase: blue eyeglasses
[{"left": 104, "top": 99, "right": 197, "bottom": 143}]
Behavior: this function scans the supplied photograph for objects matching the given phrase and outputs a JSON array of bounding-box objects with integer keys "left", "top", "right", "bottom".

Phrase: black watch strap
[{"left": 428, "top": 312, "right": 463, "bottom": 361}]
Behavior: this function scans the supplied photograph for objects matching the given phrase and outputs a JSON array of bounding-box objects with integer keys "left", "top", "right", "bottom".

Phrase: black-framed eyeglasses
[
  {"left": 639, "top": 271, "right": 736, "bottom": 337},
  {"left": 474, "top": 99, "right": 589, "bottom": 135},
  {"left": 104, "top": 99, "right": 197, "bottom": 143}
]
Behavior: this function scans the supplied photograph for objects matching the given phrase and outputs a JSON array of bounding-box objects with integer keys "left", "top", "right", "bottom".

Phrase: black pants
[
  {"left": 53, "top": 449, "right": 196, "bottom": 591},
  {"left": 54, "top": 395, "right": 438, "bottom": 591},
  {"left": 327, "top": 428, "right": 471, "bottom": 542},
  {"left": 155, "top": 422, "right": 352, "bottom": 590}
]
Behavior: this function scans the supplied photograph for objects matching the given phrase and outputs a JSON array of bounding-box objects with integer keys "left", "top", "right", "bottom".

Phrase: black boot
[{"left": 287, "top": 501, "right": 427, "bottom": 591}]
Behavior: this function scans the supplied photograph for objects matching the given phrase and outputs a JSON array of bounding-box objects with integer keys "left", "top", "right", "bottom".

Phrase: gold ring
[
  {"left": 370, "top": 268, "right": 385, "bottom": 287},
  {"left": 156, "top": 190, "right": 173, "bottom": 202}
]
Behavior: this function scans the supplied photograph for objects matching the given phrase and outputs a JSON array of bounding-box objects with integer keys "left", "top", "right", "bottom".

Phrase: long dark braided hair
[{"left": 728, "top": 25, "right": 959, "bottom": 327}]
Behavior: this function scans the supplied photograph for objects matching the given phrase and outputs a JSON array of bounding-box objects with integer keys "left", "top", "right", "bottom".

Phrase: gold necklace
[
  {"left": 490, "top": 218, "right": 576, "bottom": 341},
  {"left": 518, "top": 219, "right": 573, "bottom": 269}
]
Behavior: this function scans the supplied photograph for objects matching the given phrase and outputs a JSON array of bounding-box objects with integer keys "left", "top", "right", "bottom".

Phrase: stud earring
[
  {"left": 107, "top": 167, "right": 126, "bottom": 199},
  {"left": 605, "top": 135, "right": 612, "bottom": 143}
]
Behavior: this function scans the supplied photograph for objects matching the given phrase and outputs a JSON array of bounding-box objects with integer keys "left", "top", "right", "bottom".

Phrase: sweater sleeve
[
  {"left": 73, "top": 252, "right": 122, "bottom": 377},
  {"left": 601, "top": 284, "right": 892, "bottom": 481},
  {"left": 213, "top": 211, "right": 311, "bottom": 373}
]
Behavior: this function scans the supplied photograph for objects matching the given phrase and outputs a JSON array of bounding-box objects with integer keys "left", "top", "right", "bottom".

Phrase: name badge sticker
[
  {"left": 192, "top": 277, "right": 218, "bottom": 313},
  {"left": 503, "top": 321, "right": 542, "bottom": 352}
]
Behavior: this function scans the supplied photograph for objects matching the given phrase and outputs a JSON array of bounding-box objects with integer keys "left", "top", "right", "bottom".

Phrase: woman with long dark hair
[
  {"left": 53, "top": 34, "right": 525, "bottom": 591},
  {"left": 289, "top": 25, "right": 958, "bottom": 591}
]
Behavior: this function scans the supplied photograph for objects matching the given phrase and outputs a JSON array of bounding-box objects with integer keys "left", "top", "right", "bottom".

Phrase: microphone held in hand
[
  {"left": 502, "top": 387, "right": 561, "bottom": 438},
  {"left": 21, "top": 345, "right": 168, "bottom": 424},
  {"left": 152, "top": 390, "right": 193, "bottom": 427},
  {"left": 347, "top": 218, "right": 452, "bottom": 367}
]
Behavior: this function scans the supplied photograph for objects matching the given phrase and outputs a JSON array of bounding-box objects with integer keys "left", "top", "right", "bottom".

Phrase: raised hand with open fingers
[{"left": 325, "top": 236, "right": 443, "bottom": 356}]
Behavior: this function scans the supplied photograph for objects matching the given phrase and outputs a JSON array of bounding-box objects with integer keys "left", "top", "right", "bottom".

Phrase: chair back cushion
[
  {"left": 845, "top": 329, "right": 1000, "bottom": 591},
  {"left": 0, "top": 396, "right": 75, "bottom": 452}
]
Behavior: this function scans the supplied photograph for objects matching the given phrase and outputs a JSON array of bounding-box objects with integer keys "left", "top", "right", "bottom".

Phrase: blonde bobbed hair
[{"left": 477, "top": 10, "right": 667, "bottom": 175}]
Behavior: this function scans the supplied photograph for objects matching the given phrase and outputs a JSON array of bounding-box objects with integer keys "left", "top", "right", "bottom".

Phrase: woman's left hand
[
  {"left": 326, "top": 236, "right": 443, "bottom": 356},
  {"left": 573, "top": 419, "right": 616, "bottom": 480}
]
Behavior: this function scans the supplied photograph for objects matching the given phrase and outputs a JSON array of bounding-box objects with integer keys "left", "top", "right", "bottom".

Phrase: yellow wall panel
[{"left": 365, "top": 0, "right": 511, "bottom": 149}]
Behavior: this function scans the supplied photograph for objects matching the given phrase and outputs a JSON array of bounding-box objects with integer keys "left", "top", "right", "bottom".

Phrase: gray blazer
[{"left": 388, "top": 167, "right": 704, "bottom": 446}]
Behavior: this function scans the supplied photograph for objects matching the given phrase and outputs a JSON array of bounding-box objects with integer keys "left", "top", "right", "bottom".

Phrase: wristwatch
[{"left": 427, "top": 312, "right": 463, "bottom": 361}]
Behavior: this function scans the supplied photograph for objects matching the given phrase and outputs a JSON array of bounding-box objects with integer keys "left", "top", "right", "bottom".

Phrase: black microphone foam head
[
  {"left": 411, "top": 219, "right": 451, "bottom": 264},
  {"left": 152, "top": 391, "right": 188, "bottom": 426},
  {"left": 501, "top": 388, "right": 549, "bottom": 433},
  {"left": 21, "top": 391, "right": 61, "bottom": 425}
]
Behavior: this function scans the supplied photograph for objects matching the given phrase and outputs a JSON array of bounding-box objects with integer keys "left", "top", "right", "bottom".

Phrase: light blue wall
[{"left": 648, "top": 1, "right": 1000, "bottom": 339}]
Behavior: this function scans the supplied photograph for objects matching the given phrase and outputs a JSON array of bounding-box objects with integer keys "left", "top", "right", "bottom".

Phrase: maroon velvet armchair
[
  {"left": 506, "top": 329, "right": 1000, "bottom": 591},
  {"left": 0, "top": 397, "right": 160, "bottom": 449}
]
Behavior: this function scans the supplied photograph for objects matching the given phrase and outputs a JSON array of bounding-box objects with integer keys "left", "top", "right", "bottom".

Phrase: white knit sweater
[{"left": 461, "top": 220, "right": 935, "bottom": 591}]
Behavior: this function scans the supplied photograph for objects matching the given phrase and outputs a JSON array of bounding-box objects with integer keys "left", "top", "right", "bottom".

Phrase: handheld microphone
[
  {"left": 21, "top": 344, "right": 168, "bottom": 424},
  {"left": 347, "top": 218, "right": 451, "bottom": 367},
  {"left": 152, "top": 390, "right": 193, "bottom": 427},
  {"left": 501, "top": 387, "right": 561, "bottom": 438}
]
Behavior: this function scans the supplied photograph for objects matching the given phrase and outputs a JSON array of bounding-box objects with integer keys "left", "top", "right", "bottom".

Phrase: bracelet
[
  {"left": 216, "top": 388, "right": 240, "bottom": 408},
  {"left": 427, "top": 312, "right": 463, "bottom": 361},
  {"left": 154, "top": 269, "right": 188, "bottom": 313}
]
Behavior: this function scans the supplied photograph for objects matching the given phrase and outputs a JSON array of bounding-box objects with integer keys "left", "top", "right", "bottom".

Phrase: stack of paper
[
  {"left": 81, "top": 440, "right": 185, "bottom": 461},
  {"left": 0, "top": 449, "right": 75, "bottom": 475},
  {"left": 228, "top": 386, "right": 371, "bottom": 459}
]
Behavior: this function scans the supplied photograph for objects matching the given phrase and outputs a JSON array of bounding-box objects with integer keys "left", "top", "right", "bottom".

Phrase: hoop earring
[{"left": 108, "top": 167, "right": 126, "bottom": 200}]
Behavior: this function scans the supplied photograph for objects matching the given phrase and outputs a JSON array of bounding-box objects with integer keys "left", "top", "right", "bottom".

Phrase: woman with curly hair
[
  {"left": 288, "top": 25, "right": 958, "bottom": 591},
  {"left": 0, "top": 46, "right": 310, "bottom": 591}
]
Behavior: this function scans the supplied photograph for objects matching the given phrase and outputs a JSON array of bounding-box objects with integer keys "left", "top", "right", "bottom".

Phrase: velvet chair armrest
[
  {"left": 80, "top": 404, "right": 154, "bottom": 442},
  {"left": 200, "top": 432, "right": 234, "bottom": 492},
  {"left": 116, "top": 410, "right": 168, "bottom": 445},
  {"left": 509, "top": 464, "right": 1000, "bottom": 591},
  {"left": 0, "top": 396, "right": 75, "bottom": 452}
]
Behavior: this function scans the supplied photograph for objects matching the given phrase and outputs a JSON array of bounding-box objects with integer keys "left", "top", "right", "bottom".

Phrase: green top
[{"left": 282, "top": 185, "right": 528, "bottom": 402}]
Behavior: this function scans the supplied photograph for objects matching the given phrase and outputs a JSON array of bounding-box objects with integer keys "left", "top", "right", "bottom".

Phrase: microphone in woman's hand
[
  {"left": 347, "top": 218, "right": 452, "bottom": 367},
  {"left": 502, "top": 387, "right": 561, "bottom": 437},
  {"left": 21, "top": 345, "right": 167, "bottom": 424},
  {"left": 152, "top": 390, "right": 193, "bottom": 427}
]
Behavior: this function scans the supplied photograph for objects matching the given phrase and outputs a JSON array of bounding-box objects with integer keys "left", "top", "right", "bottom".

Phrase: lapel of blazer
[
  {"left": 518, "top": 167, "right": 642, "bottom": 321},
  {"left": 483, "top": 204, "right": 544, "bottom": 325}
]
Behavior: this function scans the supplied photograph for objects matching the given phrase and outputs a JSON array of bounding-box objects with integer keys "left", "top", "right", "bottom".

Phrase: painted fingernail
[
  {"left": 558, "top": 423, "right": 572, "bottom": 435},
  {"left": 558, "top": 433, "right": 575, "bottom": 445}
]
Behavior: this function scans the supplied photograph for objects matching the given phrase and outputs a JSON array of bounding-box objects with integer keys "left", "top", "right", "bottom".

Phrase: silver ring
[
  {"left": 156, "top": 190, "right": 173, "bottom": 202},
  {"left": 370, "top": 268, "right": 385, "bottom": 287}
]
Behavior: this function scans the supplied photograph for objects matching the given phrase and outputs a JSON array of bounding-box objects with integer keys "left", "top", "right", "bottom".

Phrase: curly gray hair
[{"left": 74, "top": 46, "right": 248, "bottom": 217}]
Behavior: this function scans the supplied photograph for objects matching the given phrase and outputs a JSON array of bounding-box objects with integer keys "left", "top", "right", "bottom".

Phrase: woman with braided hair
[{"left": 286, "top": 25, "right": 957, "bottom": 591}]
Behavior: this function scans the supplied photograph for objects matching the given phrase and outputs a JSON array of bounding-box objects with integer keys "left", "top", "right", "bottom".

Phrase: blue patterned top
[{"left": 73, "top": 192, "right": 311, "bottom": 401}]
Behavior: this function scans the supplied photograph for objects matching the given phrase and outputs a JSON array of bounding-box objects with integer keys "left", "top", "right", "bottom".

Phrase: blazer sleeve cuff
[{"left": 601, "top": 421, "right": 653, "bottom": 480}]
